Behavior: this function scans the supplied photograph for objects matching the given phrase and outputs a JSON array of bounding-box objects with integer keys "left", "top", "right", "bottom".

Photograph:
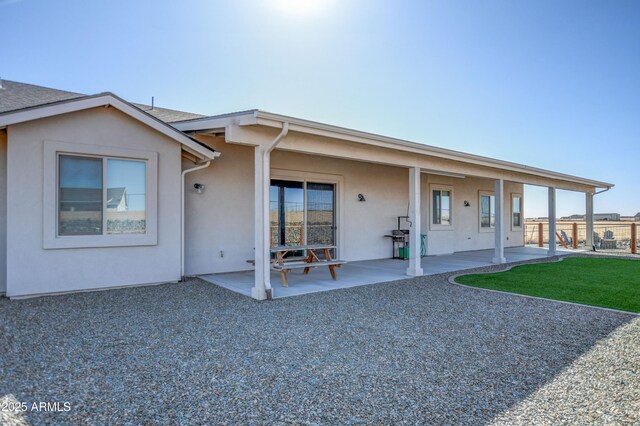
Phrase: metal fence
[{"left": 525, "top": 221, "right": 639, "bottom": 254}]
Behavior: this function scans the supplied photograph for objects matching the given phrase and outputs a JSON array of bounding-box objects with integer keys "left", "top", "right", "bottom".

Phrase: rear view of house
[{"left": 0, "top": 80, "right": 613, "bottom": 299}]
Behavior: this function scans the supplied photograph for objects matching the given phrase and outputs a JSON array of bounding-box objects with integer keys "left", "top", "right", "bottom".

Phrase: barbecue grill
[{"left": 384, "top": 216, "right": 411, "bottom": 259}]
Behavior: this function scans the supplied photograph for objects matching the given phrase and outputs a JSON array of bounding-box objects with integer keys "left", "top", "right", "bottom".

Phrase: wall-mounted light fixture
[
  {"left": 463, "top": 200, "right": 470, "bottom": 207},
  {"left": 358, "top": 193, "right": 366, "bottom": 202},
  {"left": 194, "top": 183, "right": 205, "bottom": 194}
]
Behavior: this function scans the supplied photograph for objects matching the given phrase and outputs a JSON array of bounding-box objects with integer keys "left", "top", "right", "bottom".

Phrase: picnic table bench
[{"left": 270, "top": 244, "right": 346, "bottom": 287}]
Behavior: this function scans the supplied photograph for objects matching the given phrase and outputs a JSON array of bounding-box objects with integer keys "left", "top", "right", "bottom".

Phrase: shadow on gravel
[{"left": 0, "top": 274, "right": 634, "bottom": 425}]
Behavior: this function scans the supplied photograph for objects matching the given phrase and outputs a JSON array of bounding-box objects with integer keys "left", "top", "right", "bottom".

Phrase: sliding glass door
[{"left": 270, "top": 179, "right": 336, "bottom": 255}]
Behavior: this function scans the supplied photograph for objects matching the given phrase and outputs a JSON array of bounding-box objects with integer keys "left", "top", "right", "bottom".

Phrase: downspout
[
  {"left": 587, "top": 186, "right": 612, "bottom": 252},
  {"left": 181, "top": 158, "right": 214, "bottom": 280},
  {"left": 261, "top": 123, "right": 289, "bottom": 300}
]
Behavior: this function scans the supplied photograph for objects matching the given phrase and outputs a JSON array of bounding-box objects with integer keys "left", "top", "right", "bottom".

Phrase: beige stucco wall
[
  {"left": 6, "top": 107, "right": 182, "bottom": 297},
  {"left": 422, "top": 175, "right": 524, "bottom": 255},
  {"left": 183, "top": 135, "right": 255, "bottom": 276},
  {"left": 183, "top": 136, "right": 524, "bottom": 276},
  {"left": 0, "top": 130, "right": 6, "bottom": 293}
]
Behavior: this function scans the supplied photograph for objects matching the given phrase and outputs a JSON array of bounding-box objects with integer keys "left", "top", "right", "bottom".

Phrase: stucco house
[{"left": 0, "top": 80, "right": 613, "bottom": 299}]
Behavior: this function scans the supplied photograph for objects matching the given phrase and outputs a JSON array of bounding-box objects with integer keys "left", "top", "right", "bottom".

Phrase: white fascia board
[
  {"left": 172, "top": 111, "right": 258, "bottom": 132},
  {"left": 252, "top": 111, "right": 613, "bottom": 189},
  {"left": 0, "top": 95, "right": 219, "bottom": 161},
  {"left": 165, "top": 108, "right": 612, "bottom": 189}
]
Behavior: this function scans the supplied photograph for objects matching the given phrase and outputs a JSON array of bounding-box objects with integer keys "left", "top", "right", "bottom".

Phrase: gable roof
[
  {"left": 59, "top": 187, "right": 128, "bottom": 210},
  {"left": 59, "top": 188, "right": 102, "bottom": 211},
  {"left": 107, "top": 187, "right": 127, "bottom": 209},
  {"left": 0, "top": 80, "right": 207, "bottom": 123},
  {"left": 0, "top": 82, "right": 218, "bottom": 160}
]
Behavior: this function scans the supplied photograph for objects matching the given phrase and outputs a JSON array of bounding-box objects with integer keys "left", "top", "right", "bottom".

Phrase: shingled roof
[
  {"left": 0, "top": 80, "right": 84, "bottom": 113},
  {"left": 0, "top": 80, "right": 205, "bottom": 123},
  {"left": 131, "top": 103, "right": 206, "bottom": 123}
]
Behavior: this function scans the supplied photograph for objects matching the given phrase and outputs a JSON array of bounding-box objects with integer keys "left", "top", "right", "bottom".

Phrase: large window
[
  {"left": 432, "top": 188, "right": 452, "bottom": 226},
  {"left": 512, "top": 194, "right": 523, "bottom": 229},
  {"left": 44, "top": 140, "right": 158, "bottom": 249},
  {"left": 58, "top": 155, "right": 146, "bottom": 236},
  {"left": 479, "top": 192, "right": 496, "bottom": 230}
]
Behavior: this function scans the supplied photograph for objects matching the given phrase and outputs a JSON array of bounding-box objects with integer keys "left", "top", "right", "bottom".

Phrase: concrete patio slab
[{"left": 199, "top": 246, "right": 578, "bottom": 298}]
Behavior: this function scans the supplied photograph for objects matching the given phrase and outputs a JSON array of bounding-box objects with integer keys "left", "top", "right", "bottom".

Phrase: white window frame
[
  {"left": 43, "top": 140, "right": 158, "bottom": 249},
  {"left": 511, "top": 192, "right": 523, "bottom": 231},
  {"left": 478, "top": 190, "right": 495, "bottom": 233},
  {"left": 429, "top": 183, "right": 454, "bottom": 231}
]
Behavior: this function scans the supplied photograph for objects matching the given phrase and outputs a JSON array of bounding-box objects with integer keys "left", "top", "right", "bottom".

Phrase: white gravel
[
  {"left": 490, "top": 315, "right": 640, "bottom": 425},
  {"left": 0, "top": 261, "right": 637, "bottom": 425}
]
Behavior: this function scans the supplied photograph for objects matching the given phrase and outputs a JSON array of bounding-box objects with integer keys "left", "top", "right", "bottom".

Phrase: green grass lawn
[{"left": 455, "top": 257, "right": 640, "bottom": 313}]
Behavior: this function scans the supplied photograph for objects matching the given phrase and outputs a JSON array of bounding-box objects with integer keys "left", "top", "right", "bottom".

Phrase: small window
[
  {"left": 432, "top": 189, "right": 452, "bottom": 226},
  {"left": 480, "top": 193, "right": 496, "bottom": 229},
  {"left": 58, "top": 155, "right": 147, "bottom": 237},
  {"left": 512, "top": 194, "right": 522, "bottom": 228}
]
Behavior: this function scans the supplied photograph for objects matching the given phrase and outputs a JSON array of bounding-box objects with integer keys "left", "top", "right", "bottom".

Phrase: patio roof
[{"left": 173, "top": 109, "right": 613, "bottom": 191}]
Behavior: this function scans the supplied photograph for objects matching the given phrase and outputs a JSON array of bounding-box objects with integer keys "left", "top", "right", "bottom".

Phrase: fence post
[
  {"left": 572, "top": 222, "right": 578, "bottom": 249},
  {"left": 538, "top": 223, "right": 544, "bottom": 247},
  {"left": 632, "top": 223, "right": 637, "bottom": 255}
]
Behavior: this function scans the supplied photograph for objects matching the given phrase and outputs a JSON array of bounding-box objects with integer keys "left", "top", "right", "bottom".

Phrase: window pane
[
  {"left": 306, "top": 182, "right": 335, "bottom": 248},
  {"left": 490, "top": 195, "right": 496, "bottom": 228},
  {"left": 480, "top": 195, "right": 495, "bottom": 228},
  {"left": 270, "top": 185, "right": 279, "bottom": 246},
  {"left": 59, "top": 155, "right": 103, "bottom": 235},
  {"left": 480, "top": 195, "right": 491, "bottom": 228},
  {"left": 433, "top": 190, "right": 441, "bottom": 224},
  {"left": 106, "top": 159, "right": 146, "bottom": 234},
  {"left": 283, "top": 186, "right": 304, "bottom": 246},
  {"left": 441, "top": 191, "right": 451, "bottom": 225},
  {"left": 513, "top": 196, "right": 522, "bottom": 227}
]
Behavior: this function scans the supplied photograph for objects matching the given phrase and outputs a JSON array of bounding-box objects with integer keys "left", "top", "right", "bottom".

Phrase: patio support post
[
  {"left": 548, "top": 187, "right": 557, "bottom": 256},
  {"left": 407, "top": 167, "right": 423, "bottom": 276},
  {"left": 585, "top": 192, "right": 594, "bottom": 249},
  {"left": 252, "top": 145, "right": 271, "bottom": 300},
  {"left": 493, "top": 178, "right": 506, "bottom": 264}
]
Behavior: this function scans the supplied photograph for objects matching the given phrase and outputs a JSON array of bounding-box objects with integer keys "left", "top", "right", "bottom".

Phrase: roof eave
[
  {"left": 252, "top": 110, "right": 613, "bottom": 190},
  {"left": 167, "top": 108, "right": 614, "bottom": 190},
  {"left": 0, "top": 93, "right": 219, "bottom": 161}
]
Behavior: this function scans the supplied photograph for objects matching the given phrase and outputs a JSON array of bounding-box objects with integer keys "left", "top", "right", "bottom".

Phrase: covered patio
[
  {"left": 200, "top": 246, "right": 575, "bottom": 299},
  {"left": 177, "top": 110, "right": 611, "bottom": 301}
]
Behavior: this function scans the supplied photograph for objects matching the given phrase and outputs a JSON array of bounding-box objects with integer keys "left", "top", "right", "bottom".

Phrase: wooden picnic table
[{"left": 270, "top": 244, "right": 345, "bottom": 287}]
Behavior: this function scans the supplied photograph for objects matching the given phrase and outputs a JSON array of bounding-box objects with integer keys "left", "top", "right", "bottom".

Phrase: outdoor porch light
[
  {"left": 464, "top": 200, "right": 470, "bottom": 207},
  {"left": 194, "top": 183, "right": 205, "bottom": 194},
  {"left": 358, "top": 193, "right": 366, "bottom": 202}
]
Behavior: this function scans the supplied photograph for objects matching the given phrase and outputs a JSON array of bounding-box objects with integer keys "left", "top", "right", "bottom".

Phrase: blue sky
[{"left": 2, "top": 0, "right": 638, "bottom": 217}]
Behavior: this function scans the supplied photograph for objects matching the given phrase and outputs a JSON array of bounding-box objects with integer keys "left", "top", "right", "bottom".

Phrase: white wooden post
[
  {"left": 493, "top": 178, "right": 506, "bottom": 264},
  {"left": 252, "top": 146, "right": 271, "bottom": 300},
  {"left": 548, "top": 187, "right": 557, "bottom": 256},
  {"left": 585, "top": 192, "right": 594, "bottom": 249},
  {"left": 407, "top": 167, "right": 423, "bottom": 276}
]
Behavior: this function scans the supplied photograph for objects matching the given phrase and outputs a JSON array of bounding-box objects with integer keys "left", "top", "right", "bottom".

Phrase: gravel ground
[{"left": 0, "top": 257, "right": 638, "bottom": 425}]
